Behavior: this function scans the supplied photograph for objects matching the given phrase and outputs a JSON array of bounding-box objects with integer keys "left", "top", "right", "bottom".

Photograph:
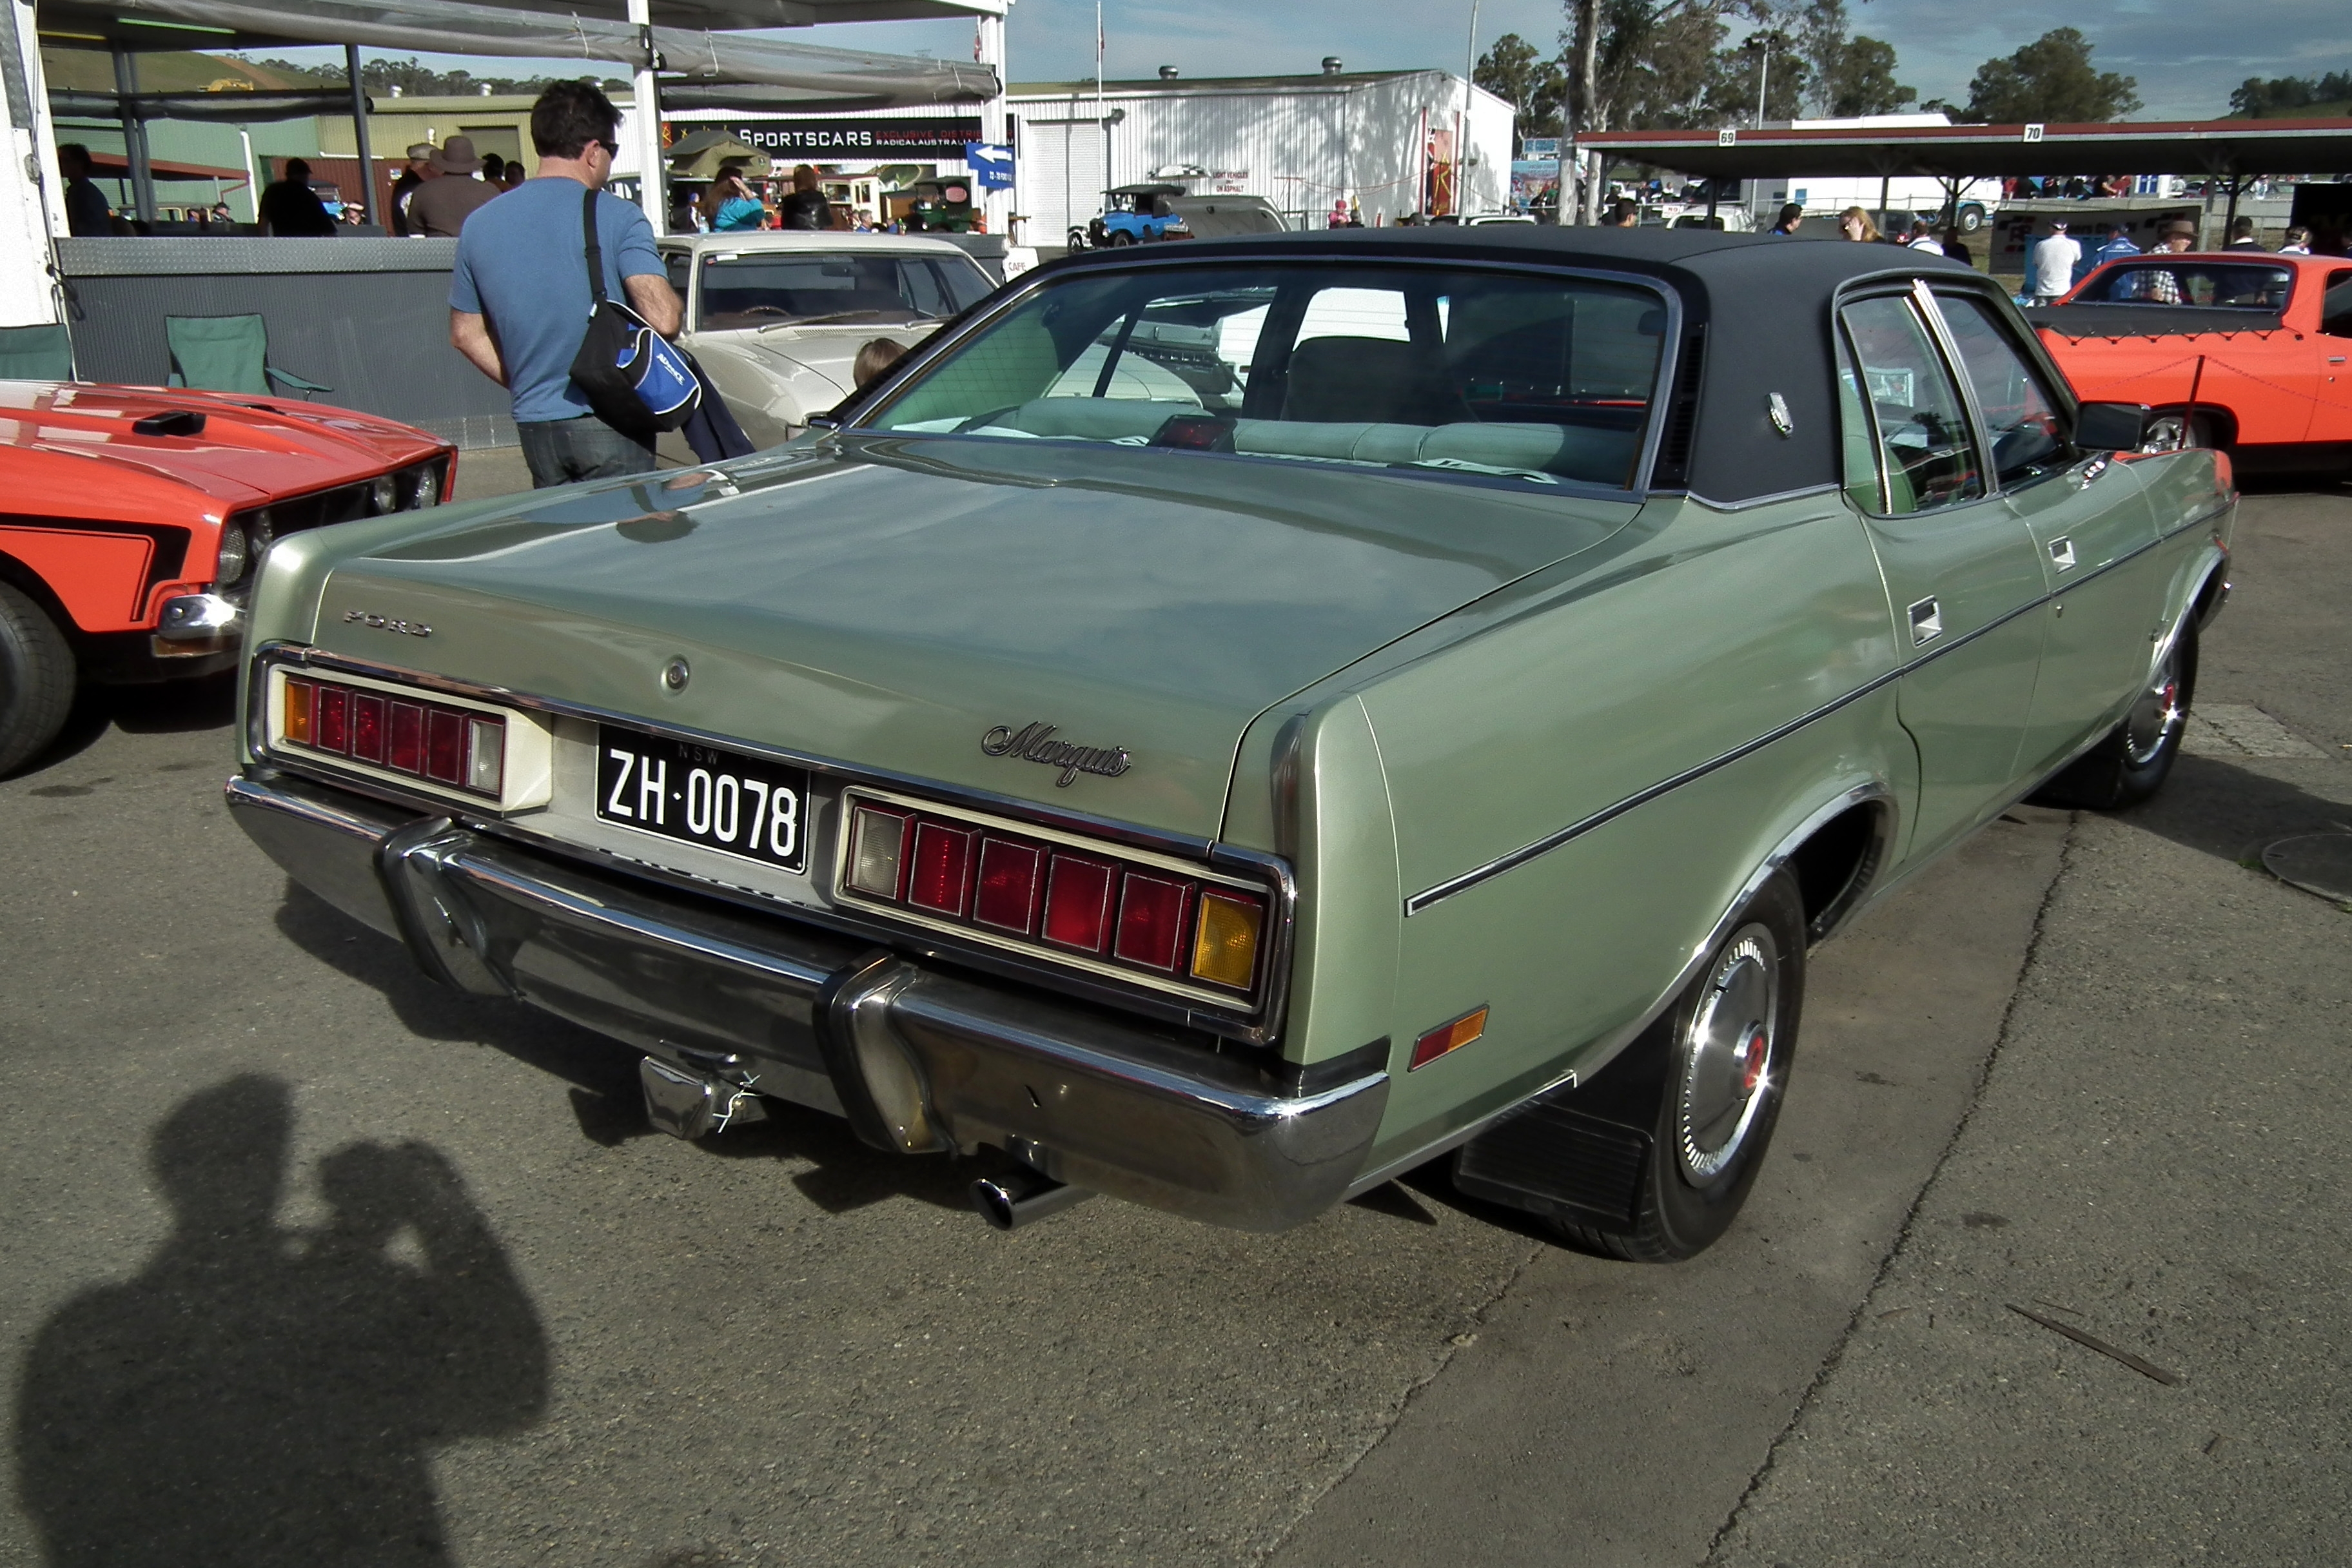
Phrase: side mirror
[{"left": 2074, "top": 402, "right": 2150, "bottom": 451}]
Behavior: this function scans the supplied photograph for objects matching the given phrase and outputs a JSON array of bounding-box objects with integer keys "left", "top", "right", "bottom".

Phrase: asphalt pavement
[{"left": 0, "top": 473, "right": 2343, "bottom": 1566}]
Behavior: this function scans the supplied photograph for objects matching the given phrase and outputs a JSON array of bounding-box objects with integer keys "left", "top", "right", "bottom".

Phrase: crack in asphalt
[
  {"left": 1700, "top": 812, "right": 2082, "bottom": 1565},
  {"left": 1253, "top": 1234, "right": 1547, "bottom": 1563}
]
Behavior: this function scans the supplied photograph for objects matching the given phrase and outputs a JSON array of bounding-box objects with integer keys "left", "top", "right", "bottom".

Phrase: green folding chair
[
  {"left": 165, "top": 314, "right": 331, "bottom": 398},
  {"left": 0, "top": 322, "right": 76, "bottom": 382}
]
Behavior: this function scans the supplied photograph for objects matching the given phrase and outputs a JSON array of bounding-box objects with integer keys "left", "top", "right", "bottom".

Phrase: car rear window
[
  {"left": 859, "top": 263, "right": 1669, "bottom": 489},
  {"left": 696, "top": 252, "right": 994, "bottom": 331},
  {"left": 2075, "top": 262, "right": 2293, "bottom": 309}
]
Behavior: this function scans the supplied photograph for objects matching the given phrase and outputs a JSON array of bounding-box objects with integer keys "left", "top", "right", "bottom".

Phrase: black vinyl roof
[{"left": 1057, "top": 228, "right": 1981, "bottom": 503}]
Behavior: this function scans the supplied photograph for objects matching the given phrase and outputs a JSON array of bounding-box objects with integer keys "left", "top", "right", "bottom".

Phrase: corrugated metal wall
[{"left": 1009, "top": 72, "right": 1514, "bottom": 243}]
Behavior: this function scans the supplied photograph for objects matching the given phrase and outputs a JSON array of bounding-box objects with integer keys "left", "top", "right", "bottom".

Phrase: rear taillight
[
  {"left": 841, "top": 795, "right": 1271, "bottom": 997},
  {"left": 279, "top": 673, "right": 505, "bottom": 800}
]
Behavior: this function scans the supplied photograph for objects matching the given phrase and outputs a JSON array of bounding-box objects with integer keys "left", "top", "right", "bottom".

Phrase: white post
[
  {"left": 239, "top": 127, "right": 259, "bottom": 225},
  {"left": 627, "top": 0, "right": 665, "bottom": 233},
  {"left": 976, "top": 6, "right": 1010, "bottom": 240},
  {"left": 0, "top": 0, "right": 56, "bottom": 323}
]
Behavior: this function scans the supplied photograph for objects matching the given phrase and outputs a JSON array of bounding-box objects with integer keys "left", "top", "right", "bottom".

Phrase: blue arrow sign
[{"left": 965, "top": 142, "right": 1015, "bottom": 191}]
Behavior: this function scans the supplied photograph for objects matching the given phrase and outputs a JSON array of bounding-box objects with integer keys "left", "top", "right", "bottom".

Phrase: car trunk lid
[{"left": 308, "top": 436, "right": 1638, "bottom": 838}]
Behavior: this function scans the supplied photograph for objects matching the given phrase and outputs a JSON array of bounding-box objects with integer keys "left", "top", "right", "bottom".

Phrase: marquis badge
[{"left": 981, "top": 721, "right": 1131, "bottom": 787}]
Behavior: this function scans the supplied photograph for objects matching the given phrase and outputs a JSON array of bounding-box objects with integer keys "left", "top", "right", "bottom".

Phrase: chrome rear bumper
[{"left": 225, "top": 769, "right": 1386, "bottom": 1231}]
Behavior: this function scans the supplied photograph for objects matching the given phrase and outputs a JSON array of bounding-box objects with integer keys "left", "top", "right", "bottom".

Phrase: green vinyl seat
[
  {"left": 165, "top": 314, "right": 331, "bottom": 398},
  {"left": 0, "top": 322, "right": 76, "bottom": 382}
]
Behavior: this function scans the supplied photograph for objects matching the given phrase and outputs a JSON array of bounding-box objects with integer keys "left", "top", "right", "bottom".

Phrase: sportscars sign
[{"left": 683, "top": 117, "right": 985, "bottom": 161}]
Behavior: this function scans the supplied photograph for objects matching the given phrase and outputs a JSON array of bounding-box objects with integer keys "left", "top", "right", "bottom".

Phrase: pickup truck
[{"left": 2027, "top": 251, "right": 2352, "bottom": 469}]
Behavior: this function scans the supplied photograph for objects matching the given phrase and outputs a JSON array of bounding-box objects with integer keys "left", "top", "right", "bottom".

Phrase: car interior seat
[{"left": 1281, "top": 337, "right": 1473, "bottom": 426}]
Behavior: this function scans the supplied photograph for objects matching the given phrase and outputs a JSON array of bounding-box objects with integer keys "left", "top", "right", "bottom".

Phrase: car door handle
[
  {"left": 2331, "top": 356, "right": 2348, "bottom": 364},
  {"left": 2049, "top": 535, "right": 2077, "bottom": 571},
  {"left": 1908, "top": 596, "right": 1943, "bottom": 646}
]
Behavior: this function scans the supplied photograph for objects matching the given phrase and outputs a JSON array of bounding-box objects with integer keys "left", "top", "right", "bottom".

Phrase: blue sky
[{"left": 261, "top": 0, "right": 2351, "bottom": 121}]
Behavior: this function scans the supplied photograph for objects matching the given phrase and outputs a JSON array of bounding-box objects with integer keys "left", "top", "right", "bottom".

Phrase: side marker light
[{"left": 1410, "top": 1006, "right": 1489, "bottom": 1071}]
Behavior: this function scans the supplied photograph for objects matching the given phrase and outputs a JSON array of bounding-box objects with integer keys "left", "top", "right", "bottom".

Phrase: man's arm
[
  {"left": 622, "top": 273, "right": 683, "bottom": 339},
  {"left": 449, "top": 309, "right": 505, "bottom": 386}
]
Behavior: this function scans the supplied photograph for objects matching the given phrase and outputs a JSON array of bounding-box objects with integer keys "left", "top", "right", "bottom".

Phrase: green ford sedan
[{"left": 226, "top": 228, "right": 2232, "bottom": 1259}]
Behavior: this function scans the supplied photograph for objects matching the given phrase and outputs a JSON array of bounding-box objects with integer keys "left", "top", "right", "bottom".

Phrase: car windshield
[
  {"left": 858, "top": 262, "right": 1668, "bottom": 489},
  {"left": 694, "top": 251, "right": 995, "bottom": 331},
  {"left": 2076, "top": 262, "right": 2293, "bottom": 309}
]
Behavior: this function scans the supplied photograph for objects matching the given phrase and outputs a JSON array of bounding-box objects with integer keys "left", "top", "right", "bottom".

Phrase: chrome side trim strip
[
  {"left": 1405, "top": 514, "right": 2190, "bottom": 916},
  {"left": 1679, "top": 482, "right": 1842, "bottom": 513}
]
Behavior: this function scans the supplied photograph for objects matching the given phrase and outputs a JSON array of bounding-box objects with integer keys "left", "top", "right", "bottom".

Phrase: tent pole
[
  {"left": 344, "top": 44, "right": 373, "bottom": 228},
  {"left": 110, "top": 44, "right": 153, "bottom": 226},
  {"left": 628, "top": 0, "right": 664, "bottom": 235},
  {"left": 2223, "top": 175, "right": 2241, "bottom": 242}
]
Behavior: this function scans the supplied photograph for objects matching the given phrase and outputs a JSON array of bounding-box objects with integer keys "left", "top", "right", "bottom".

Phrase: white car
[{"left": 659, "top": 233, "right": 1000, "bottom": 449}]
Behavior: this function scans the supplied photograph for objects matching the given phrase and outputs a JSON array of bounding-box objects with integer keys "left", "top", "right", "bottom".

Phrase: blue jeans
[{"left": 516, "top": 415, "right": 656, "bottom": 489}]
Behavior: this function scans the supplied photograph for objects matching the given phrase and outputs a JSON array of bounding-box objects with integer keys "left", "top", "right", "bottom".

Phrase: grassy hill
[{"left": 40, "top": 48, "right": 321, "bottom": 93}]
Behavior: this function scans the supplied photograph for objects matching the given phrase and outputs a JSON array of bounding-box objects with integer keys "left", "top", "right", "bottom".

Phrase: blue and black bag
[{"left": 568, "top": 187, "right": 701, "bottom": 436}]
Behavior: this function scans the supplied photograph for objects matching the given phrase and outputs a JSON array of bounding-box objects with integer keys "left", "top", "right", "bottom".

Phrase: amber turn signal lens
[
  {"left": 1409, "top": 1006, "right": 1489, "bottom": 1071},
  {"left": 1190, "top": 890, "right": 1264, "bottom": 989},
  {"left": 282, "top": 677, "right": 315, "bottom": 746}
]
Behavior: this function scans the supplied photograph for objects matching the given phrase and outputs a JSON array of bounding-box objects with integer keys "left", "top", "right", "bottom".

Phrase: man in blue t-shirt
[{"left": 449, "top": 82, "right": 682, "bottom": 487}]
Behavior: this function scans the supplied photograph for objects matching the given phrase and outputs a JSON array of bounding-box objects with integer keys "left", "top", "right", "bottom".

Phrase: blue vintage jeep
[{"left": 1075, "top": 183, "right": 1193, "bottom": 249}]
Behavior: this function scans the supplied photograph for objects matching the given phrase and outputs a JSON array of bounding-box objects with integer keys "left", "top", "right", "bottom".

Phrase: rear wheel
[
  {"left": 1553, "top": 872, "right": 1807, "bottom": 1262},
  {"left": 0, "top": 580, "right": 75, "bottom": 776},
  {"left": 2031, "top": 620, "right": 2195, "bottom": 810}
]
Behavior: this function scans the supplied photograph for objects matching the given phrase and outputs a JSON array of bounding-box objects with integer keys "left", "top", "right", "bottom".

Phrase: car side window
[
  {"left": 1839, "top": 294, "right": 1984, "bottom": 514},
  {"left": 1932, "top": 294, "right": 2073, "bottom": 487},
  {"left": 2321, "top": 271, "right": 2352, "bottom": 339}
]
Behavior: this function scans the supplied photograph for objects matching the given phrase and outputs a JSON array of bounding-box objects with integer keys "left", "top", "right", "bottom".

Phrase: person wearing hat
[
  {"left": 2026, "top": 217, "right": 2081, "bottom": 304},
  {"left": 390, "top": 142, "right": 436, "bottom": 237},
  {"left": 407, "top": 135, "right": 499, "bottom": 237},
  {"left": 2128, "top": 219, "right": 2200, "bottom": 302}
]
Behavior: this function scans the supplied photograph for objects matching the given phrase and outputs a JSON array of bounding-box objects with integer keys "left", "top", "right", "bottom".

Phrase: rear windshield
[
  {"left": 695, "top": 251, "right": 994, "bottom": 331},
  {"left": 859, "top": 263, "right": 1668, "bottom": 489},
  {"left": 2075, "top": 262, "right": 2293, "bottom": 310}
]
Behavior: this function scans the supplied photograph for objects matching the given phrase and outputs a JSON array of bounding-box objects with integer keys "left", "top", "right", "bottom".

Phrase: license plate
[{"left": 595, "top": 725, "right": 809, "bottom": 873}]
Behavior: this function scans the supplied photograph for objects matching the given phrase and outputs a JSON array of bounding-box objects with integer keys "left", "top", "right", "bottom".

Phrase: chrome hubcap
[
  {"left": 1677, "top": 925, "right": 1780, "bottom": 1184},
  {"left": 2125, "top": 643, "right": 2184, "bottom": 766}
]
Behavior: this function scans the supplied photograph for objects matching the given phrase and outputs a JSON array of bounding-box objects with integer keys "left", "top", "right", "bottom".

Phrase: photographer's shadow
[{"left": 15, "top": 1075, "right": 549, "bottom": 1567}]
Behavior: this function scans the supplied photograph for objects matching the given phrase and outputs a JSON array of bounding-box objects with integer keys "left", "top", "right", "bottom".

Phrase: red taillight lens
[
  {"left": 907, "top": 821, "right": 975, "bottom": 915},
  {"left": 973, "top": 838, "right": 1043, "bottom": 933},
  {"left": 348, "top": 692, "right": 386, "bottom": 763},
  {"left": 1042, "top": 854, "right": 1116, "bottom": 952},
  {"left": 314, "top": 685, "right": 349, "bottom": 753},
  {"left": 280, "top": 672, "right": 505, "bottom": 799},
  {"left": 1114, "top": 872, "right": 1191, "bottom": 971},
  {"left": 426, "top": 709, "right": 465, "bottom": 783},
  {"left": 837, "top": 794, "right": 1273, "bottom": 1002},
  {"left": 388, "top": 701, "right": 425, "bottom": 774}
]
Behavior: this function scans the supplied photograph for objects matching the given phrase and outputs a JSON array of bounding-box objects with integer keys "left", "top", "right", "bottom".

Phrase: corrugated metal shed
[{"left": 1008, "top": 70, "right": 1513, "bottom": 243}]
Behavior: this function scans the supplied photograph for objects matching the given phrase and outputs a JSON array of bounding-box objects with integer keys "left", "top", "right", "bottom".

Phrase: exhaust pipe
[{"left": 970, "top": 1169, "right": 1093, "bottom": 1231}]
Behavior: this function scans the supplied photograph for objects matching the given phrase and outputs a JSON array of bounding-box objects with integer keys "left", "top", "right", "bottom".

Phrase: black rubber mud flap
[{"left": 1452, "top": 1036, "right": 1670, "bottom": 1229}]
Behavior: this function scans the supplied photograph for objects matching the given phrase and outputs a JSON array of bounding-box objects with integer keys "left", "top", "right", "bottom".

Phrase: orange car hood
[{"left": 0, "top": 382, "right": 444, "bottom": 515}]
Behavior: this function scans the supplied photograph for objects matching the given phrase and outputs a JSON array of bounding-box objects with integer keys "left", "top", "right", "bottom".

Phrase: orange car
[
  {"left": 0, "top": 383, "right": 453, "bottom": 773},
  {"left": 2027, "top": 251, "right": 2352, "bottom": 467}
]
